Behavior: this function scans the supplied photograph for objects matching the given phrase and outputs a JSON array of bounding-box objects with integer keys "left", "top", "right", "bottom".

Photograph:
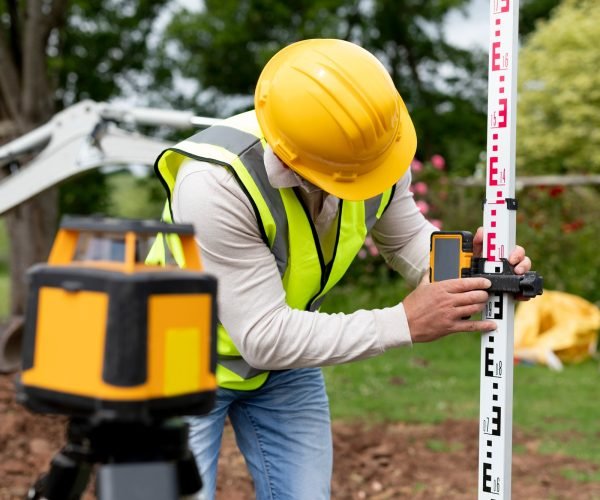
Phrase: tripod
[{"left": 27, "top": 417, "right": 203, "bottom": 500}]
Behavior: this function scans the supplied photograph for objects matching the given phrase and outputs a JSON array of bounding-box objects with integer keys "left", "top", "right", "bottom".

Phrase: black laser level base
[{"left": 27, "top": 418, "right": 202, "bottom": 500}]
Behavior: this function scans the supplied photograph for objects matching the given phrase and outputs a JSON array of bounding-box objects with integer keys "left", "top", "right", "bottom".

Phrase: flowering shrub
[
  {"left": 430, "top": 154, "right": 446, "bottom": 170},
  {"left": 408, "top": 155, "right": 450, "bottom": 231},
  {"left": 341, "top": 153, "right": 600, "bottom": 305},
  {"left": 350, "top": 155, "right": 452, "bottom": 284}
]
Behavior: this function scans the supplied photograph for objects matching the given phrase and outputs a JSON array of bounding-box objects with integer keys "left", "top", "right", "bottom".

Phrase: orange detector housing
[
  {"left": 18, "top": 216, "right": 217, "bottom": 422},
  {"left": 429, "top": 231, "right": 474, "bottom": 283}
]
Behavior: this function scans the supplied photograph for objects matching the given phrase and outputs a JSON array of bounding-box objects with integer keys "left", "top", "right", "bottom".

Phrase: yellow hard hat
[{"left": 255, "top": 39, "right": 417, "bottom": 201}]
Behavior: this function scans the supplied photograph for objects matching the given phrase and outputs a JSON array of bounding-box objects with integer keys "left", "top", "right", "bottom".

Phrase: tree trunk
[
  {"left": 0, "top": 0, "right": 68, "bottom": 319},
  {"left": 4, "top": 191, "right": 58, "bottom": 316}
]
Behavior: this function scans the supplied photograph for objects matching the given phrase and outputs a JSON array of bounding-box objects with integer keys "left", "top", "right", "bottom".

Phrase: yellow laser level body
[{"left": 18, "top": 216, "right": 217, "bottom": 421}]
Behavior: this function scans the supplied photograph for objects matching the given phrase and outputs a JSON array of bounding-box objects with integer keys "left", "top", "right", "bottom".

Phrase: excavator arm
[{"left": 0, "top": 99, "right": 221, "bottom": 215}]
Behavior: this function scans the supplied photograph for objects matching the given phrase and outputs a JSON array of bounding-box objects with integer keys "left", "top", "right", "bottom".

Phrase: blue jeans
[{"left": 187, "top": 368, "right": 332, "bottom": 500}]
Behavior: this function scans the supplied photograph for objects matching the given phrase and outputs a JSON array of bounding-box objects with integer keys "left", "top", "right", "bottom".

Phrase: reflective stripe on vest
[
  {"left": 152, "top": 110, "right": 395, "bottom": 390},
  {"left": 145, "top": 202, "right": 188, "bottom": 267}
]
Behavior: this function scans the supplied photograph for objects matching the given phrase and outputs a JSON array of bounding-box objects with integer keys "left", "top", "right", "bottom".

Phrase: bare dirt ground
[{"left": 1, "top": 374, "right": 599, "bottom": 499}]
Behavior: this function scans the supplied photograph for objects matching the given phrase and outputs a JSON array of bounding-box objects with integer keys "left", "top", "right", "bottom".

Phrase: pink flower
[
  {"left": 358, "top": 249, "right": 367, "bottom": 259},
  {"left": 561, "top": 219, "right": 584, "bottom": 233},
  {"left": 411, "top": 158, "right": 423, "bottom": 173},
  {"left": 364, "top": 236, "right": 379, "bottom": 257},
  {"left": 429, "top": 219, "right": 443, "bottom": 229},
  {"left": 430, "top": 154, "right": 446, "bottom": 170},
  {"left": 416, "top": 200, "right": 430, "bottom": 214},
  {"left": 413, "top": 181, "right": 428, "bottom": 195}
]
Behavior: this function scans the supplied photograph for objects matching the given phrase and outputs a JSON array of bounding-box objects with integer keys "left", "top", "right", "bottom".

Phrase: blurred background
[{"left": 0, "top": 0, "right": 598, "bottom": 497}]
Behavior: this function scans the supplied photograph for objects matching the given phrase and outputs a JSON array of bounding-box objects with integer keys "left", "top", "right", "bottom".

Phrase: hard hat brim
[{"left": 288, "top": 97, "right": 417, "bottom": 201}]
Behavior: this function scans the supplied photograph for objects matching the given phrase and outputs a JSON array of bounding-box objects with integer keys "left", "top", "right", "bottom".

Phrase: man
[{"left": 154, "top": 39, "right": 531, "bottom": 499}]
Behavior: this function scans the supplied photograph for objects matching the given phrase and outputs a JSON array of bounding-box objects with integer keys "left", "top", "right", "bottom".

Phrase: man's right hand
[{"left": 403, "top": 278, "right": 496, "bottom": 343}]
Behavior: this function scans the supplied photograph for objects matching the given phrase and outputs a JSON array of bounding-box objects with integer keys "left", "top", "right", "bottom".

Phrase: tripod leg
[
  {"left": 177, "top": 449, "right": 203, "bottom": 496},
  {"left": 27, "top": 451, "right": 91, "bottom": 500}
]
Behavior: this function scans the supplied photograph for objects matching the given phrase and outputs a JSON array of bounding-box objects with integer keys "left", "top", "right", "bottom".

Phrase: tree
[
  {"left": 0, "top": 0, "right": 167, "bottom": 320},
  {"left": 359, "top": 0, "right": 488, "bottom": 174},
  {"left": 0, "top": 0, "right": 68, "bottom": 321},
  {"left": 520, "top": 0, "right": 562, "bottom": 38},
  {"left": 160, "top": 0, "right": 349, "bottom": 112},
  {"left": 517, "top": 0, "right": 600, "bottom": 174},
  {"left": 160, "top": 0, "right": 488, "bottom": 175}
]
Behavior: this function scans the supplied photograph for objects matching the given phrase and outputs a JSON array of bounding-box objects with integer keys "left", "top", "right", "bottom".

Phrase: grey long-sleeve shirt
[{"left": 172, "top": 149, "right": 437, "bottom": 371}]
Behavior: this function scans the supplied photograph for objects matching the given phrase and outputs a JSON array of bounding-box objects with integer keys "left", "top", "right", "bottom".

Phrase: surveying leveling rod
[
  {"left": 429, "top": 1, "right": 544, "bottom": 497},
  {"left": 480, "top": 1, "right": 521, "bottom": 497}
]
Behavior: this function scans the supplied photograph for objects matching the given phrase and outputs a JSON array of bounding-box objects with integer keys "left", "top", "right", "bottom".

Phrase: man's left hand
[{"left": 473, "top": 226, "right": 533, "bottom": 300}]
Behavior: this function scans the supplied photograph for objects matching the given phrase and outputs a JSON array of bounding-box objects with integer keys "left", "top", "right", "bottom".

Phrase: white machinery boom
[{"left": 0, "top": 100, "right": 221, "bottom": 215}]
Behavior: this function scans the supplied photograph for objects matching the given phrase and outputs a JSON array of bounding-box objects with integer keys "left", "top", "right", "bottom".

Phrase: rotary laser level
[{"left": 18, "top": 216, "right": 217, "bottom": 500}]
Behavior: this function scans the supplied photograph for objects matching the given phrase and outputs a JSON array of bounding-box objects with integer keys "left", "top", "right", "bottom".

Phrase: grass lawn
[{"left": 321, "top": 276, "right": 600, "bottom": 465}]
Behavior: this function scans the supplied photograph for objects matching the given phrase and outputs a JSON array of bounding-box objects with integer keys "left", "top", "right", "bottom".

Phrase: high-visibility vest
[{"left": 151, "top": 111, "right": 396, "bottom": 391}]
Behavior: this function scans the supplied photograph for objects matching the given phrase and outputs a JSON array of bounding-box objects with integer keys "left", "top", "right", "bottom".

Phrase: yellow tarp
[{"left": 514, "top": 291, "right": 600, "bottom": 370}]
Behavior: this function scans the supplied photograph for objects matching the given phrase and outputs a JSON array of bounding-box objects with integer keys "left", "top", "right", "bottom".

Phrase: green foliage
[
  {"left": 322, "top": 270, "right": 411, "bottom": 313},
  {"left": 45, "top": 0, "right": 172, "bottom": 218},
  {"left": 519, "top": 0, "right": 562, "bottom": 38},
  {"left": 420, "top": 176, "right": 600, "bottom": 305},
  {"left": 161, "top": 0, "right": 487, "bottom": 173},
  {"left": 345, "top": 158, "right": 600, "bottom": 307},
  {"left": 517, "top": 0, "right": 600, "bottom": 174},
  {"left": 164, "top": 0, "right": 347, "bottom": 97},
  {"left": 516, "top": 185, "right": 600, "bottom": 303},
  {"left": 407, "top": 156, "right": 450, "bottom": 228},
  {"left": 364, "top": 1, "right": 489, "bottom": 176},
  {"left": 59, "top": 170, "right": 112, "bottom": 217},
  {"left": 51, "top": 0, "right": 169, "bottom": 105},
  {"left": 413, "top": 154, "right": 600, "bottom": 304},
  {"left": 60, "top": 168, "right": 167, "bottom": 221},
  {"left": 0, "top": 0, "right": 176, "bottom": 220},
  {"left": 105, "top": 170, "right": 166, "bottom": 219}
]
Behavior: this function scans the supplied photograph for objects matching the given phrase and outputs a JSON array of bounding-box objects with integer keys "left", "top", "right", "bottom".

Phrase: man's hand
[
  {"left": 473, "top": 226, "right": 533, "bottom": 300},
  {"left": 404, "top": 277, "right": 496, "bottom": 343},
  {"left": 473, "top": 227, "right": 532, "bottom": 274}
]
